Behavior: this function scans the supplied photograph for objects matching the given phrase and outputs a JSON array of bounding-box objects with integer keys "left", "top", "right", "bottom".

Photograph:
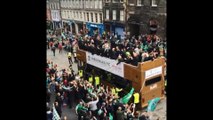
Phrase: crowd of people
[
  {"left": 46, "top": 60, "right": 152, "bottom": 120},
  {"left": 47, "top": 29, "right": 167, "bottom": 66},
  {"left": 46, "top": 28, "right": 166, "bottom": 120},
  {"left": 78, "top": 33, "right": 166, "bottom": 66}
]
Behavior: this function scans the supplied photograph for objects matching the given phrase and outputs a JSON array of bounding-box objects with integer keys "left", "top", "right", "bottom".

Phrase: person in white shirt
[{"left": 87, "top": 96, "right": 99, "bottom": 116}]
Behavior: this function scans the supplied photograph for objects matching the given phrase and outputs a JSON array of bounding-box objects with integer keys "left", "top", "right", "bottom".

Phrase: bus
[{"left": 76, "top": 49, "right": 166, "bottom": 108}]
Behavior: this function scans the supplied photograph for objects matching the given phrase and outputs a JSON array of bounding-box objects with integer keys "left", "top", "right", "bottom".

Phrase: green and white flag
[
  {"left": 120, "top": 88, "right": 134, "bottom": 104},
  {"left": 52, "top": 104, "right": 61, "bottom": 120},
  {"left": 109, "top": 113, "right": 113, "bottom": 120},
  {"left": 61, "top": 32, "right": 66, "bottom": 39}
]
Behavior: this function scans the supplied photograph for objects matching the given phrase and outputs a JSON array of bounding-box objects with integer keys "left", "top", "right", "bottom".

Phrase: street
[{"left": 47, "top": 48, "right": 78, "bottom": 120}]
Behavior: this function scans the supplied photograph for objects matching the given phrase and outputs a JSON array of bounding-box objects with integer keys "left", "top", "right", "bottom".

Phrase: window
[
  {"left": 65, "top": 0, "right": 68, "bottom": 8},
  {"left": 73, "top": 0, "right": 76, "bottom": 8},
  {"left": 112, "top": 10, "right": 116, "bottom": 20},
  {"left": 63, "top": 11, "right": 66, "bottom": 19},
  {"left": 61, "top": 11, "right": 64, "bottom": 18},
  {"left": 57, "top": 3, "right": 60, "bottom": 9},
  {"left": 84, "top": 12, "right": 86, "bottom": 21},
  {"left": 64, "top": 11, "right": 67, "bottom": 19},
  {"left": 77, "top": 0, "right": 79, "bottom": 8},
  {"left": 63, "top": 0, "right": 65, "bottom": 8},
  {"left": 80, "top": 12, "right": 82, "bottom": 20},
  {"left": 91, "top": 13, "right": 93, "bottom": 22},
  {"left": 137, "top": 0, "right": 142, "bottom": 6},
  {"left": 99, "top": 13, "right": 102, "bottom": 23},
  {"left": 51, "top": 3, "right": 54, "bottom": 9},
  {"left": 95, "top": 0, "right": 98, "bottom": 9},
  {"left": 145, "top": 76, "right": 161, "bottom": 86},
  {"left": 78, "top": 12, "right": 80, "bottom": 19},
  {"left": 67, "top": 11, "right": 70, "bottom": 19},
  {"left": 76, "top": 12, "right": 78, "bottom": 19},
  {"left": 95, "top": 13, "right": 98, "bottom": 23},
  {"left": 106, "top": 10, "right": 109, "bottom": 19},
  {"left": 90, "top": 0, "right": 93, "bottom": 8},
  {"left": 99, "top": 0, "right": 102, "bottom": 9},
  {"left": 120, "top": 10, "right": 124, "bottom": 21},
  {"left": 72, "top": 0, "right": 74, "bottom": 8},
  {"left": 68, "top": 0, "right": 70, "bottom": 8},
  {"left": 80, "top": 0, "right": 83, "bottom": 8},
  {"left": 152, "top": 0, "right": 158, "bottom": 7},
  {"left": 86, "top": 0, "right": 88, "bottom": 8},
  {"left": 70, "top": 11, "right": 72, "bottom": 18},
  {"left": 87, "top": 12, "right": 89, "bottom": 21},
  {"left": 129, "top": 0, "right": 134, "bottom": 6}
]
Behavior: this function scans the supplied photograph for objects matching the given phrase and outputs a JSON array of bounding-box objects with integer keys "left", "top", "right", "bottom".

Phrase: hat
[{"left": 126, "top": 52, "right": 130, "bottom": 56}]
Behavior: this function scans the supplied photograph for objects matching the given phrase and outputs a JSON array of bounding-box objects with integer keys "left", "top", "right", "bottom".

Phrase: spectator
[
  {"left": 54, "top": 101, "right": 62, "bottom": 118},
  {"left": 116, "top": 107, "right": 125, "bottom": 120},
  {"left": 87, "top": 96, "right": 99, "bottom": 116},
  {"left": 46, "top": 107, "right": 53, "bottom": 120},
  {"left": 52, "top": 46, "right": 56, "bottom": 56},
  {"left": 67, "top": 52, "right": 72, "bottom": 64}
]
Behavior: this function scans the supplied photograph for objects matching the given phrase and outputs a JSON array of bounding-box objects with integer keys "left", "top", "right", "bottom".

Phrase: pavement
[
  {"left": 47, "top": 48, "right": 78, "bottom": 120},
  {"left": 47, "top": 48, "right": 166, "bottom": 120}
]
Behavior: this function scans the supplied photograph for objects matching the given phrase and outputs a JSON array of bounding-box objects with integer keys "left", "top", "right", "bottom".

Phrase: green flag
[
  {"left": 147, "top": 97, "right": 160, "bottom": 112},
  {"left": 120, "top": 88, "right": 134, "bottom": 104},
  {"left": 75, "top": 104, "right": 88, "bottom": 113},
  {"left": 109, "top": 113, "right": 113, "bottom": 120}
]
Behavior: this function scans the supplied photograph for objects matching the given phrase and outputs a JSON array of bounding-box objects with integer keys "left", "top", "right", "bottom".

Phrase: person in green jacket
[{"left": 75, "top": 102, "right": 88, "bottom": 120}]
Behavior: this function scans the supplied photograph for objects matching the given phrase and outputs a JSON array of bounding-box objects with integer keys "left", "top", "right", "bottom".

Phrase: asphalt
[{"left": 47, "top": 48, "right": 78, "bottom": 120}]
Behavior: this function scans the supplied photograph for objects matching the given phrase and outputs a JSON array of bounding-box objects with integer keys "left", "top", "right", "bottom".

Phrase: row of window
[
  {"left": 61, "top": 10, "right": 103, "bottom": 23},
  {"left": 105, "top": 10, "right": 124, "bottom": 21},
  {"left": 48, "top": 0, "right": 158, "bottom": 10},
  {"left": 105, "top": 0, "right": 158, "bottom": 7},
  {"left": 105, "top": 0, "right": 124, "bottom": 3},
  {"left": 48, "top": 3, "right": 60, "bottom": 10},
  {"left": 61, "top": 0, "right": 102, "bottom": 9}
]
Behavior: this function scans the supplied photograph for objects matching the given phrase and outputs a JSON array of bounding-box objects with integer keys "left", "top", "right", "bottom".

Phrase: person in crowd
[
  {"left": 116, "top": 106, "right": 125, "bottom": 120},
  {"left": 46, "top": 107, "right": 53, "bottom": 120},
  {"left": 55, "top": 101, "right": 62, "bottom": 118},
  {"left": 67, "top": 52, "right": 72, "bottom": 65},
  {"left": 52, "top": 45, "right": 56, "bottom": 56},
  {"left": 58, "top": 42, "right": 63, "bottom": 53}
]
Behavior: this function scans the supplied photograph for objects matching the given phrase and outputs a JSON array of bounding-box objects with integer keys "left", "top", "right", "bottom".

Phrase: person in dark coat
[
  {"left": 67, "top": 83, "right": 75, "bottom": 108},
  {"left": 46, "top": 107, "right": 53, "bottom": 120},
  {"left": 116, "top": 107, "right": 124, "bottom": 120},
  {"left": 46, "top": 89, "right": 51, "bottom": 103},
  {"left": 109, "top": 48, "right": 117, "bottom": 59},
  {"left": 55, "top": 92, "right": 63, "bottom": 108},
  {"left": 55, "top": 101, "right": 62, "bottom": 118},
  {"left": 52, "top": 46, "right": 56, "bottom": 56}
]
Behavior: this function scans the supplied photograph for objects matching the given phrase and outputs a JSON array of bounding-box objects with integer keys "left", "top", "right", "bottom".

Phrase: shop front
[
  {"left": 86, "top": 22, "right": 104, "bottom": 36},
  {"left": 62, "top": 20, "right": 71, "bottom": 32},
  {"left": 51, "top": 10, "right": 62, "bottom": 30}
]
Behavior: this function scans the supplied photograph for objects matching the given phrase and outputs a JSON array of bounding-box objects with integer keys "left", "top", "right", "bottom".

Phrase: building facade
[
  {"left": 60, "top": 0, "right": 104, "bottom": 35},
  {"left": 47, "top": 1, "right": 52, "bottom": 29},
  {"left": 102, "top": 0, "right": 166, "bottom": 39},
  {"left": 49, "top": 0, "right": 62, "bottom": 30},
  {"left": 103, "top": 0, "right": 126, "bottom": 38},
  {"left": 126, "top": 0, "right": 166, "bottom": 39}
]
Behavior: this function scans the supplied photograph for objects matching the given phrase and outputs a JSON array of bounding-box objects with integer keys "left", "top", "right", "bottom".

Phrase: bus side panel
[{"left": 141, "top": 85, "right": 164, "bottom": 108}]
